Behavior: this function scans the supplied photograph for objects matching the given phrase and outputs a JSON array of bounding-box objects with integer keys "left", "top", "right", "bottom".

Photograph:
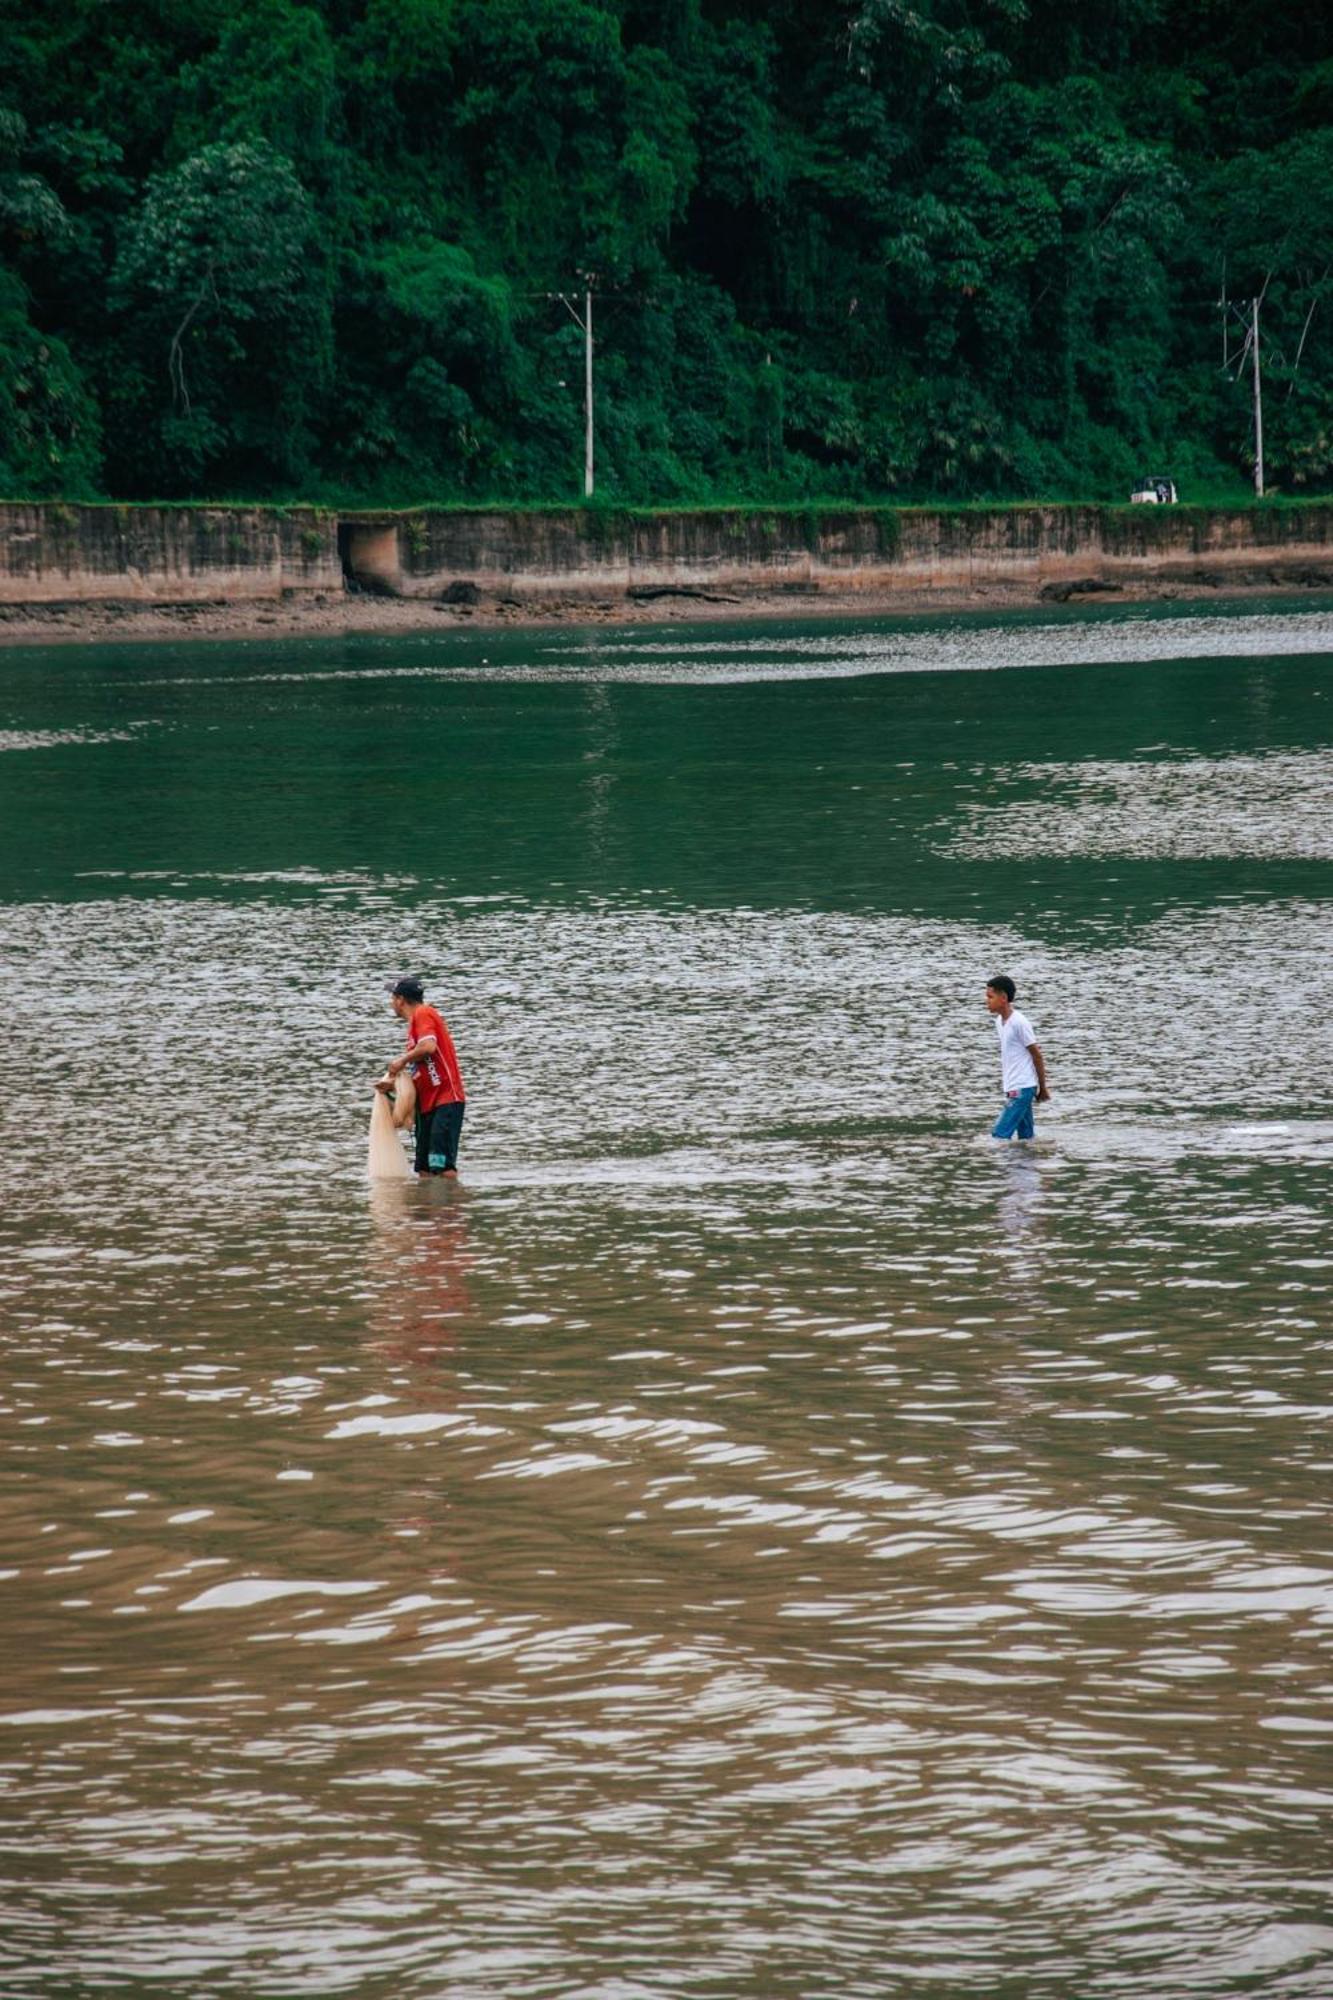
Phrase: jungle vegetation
[{"left": 1, "top": 0, "right": 1329, "bottom": 506}]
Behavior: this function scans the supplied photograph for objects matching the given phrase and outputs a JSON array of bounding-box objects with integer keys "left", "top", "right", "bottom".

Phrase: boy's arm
[{"left": 1030, "top": 1043, "right": 1050, "bottom": 1101}]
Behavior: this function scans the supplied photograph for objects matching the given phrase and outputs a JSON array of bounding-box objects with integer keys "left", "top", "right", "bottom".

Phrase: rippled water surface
[{"left": 3, "top": 600, "right": 1333, "bottom": 1998}]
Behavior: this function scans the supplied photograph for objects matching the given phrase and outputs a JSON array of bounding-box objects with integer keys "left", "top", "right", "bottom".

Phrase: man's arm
[
  {"left": 1030, "top": 1043, "right": 1050, "bottom": 1102},
  {"left": 387, "top": 1033, "right": 437, "bottom": 1078}
]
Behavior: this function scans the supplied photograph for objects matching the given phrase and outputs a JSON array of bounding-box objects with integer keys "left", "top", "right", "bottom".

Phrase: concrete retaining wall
[
  {"left": 389, "top": 503, "right": 1333, "bottom": 598},
  {"left": 3, "top": 500, "right": 1333, "bottom": 606},
  {"left": 0, "top": 505, "right": 342, "bottom": 604}
]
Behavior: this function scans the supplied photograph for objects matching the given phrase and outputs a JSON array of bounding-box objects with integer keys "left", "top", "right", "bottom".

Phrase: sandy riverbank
[{"left": 4, "top": 572, "right": 1333, "bottom": 647}]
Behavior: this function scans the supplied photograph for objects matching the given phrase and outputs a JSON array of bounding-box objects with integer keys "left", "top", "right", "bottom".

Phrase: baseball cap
[{"left": 387, "top": 976, "right": 425, "bottom": 1002}]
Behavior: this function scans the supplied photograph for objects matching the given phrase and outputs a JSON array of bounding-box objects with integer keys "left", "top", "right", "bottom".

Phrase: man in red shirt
[{"left": 381, "top": 976, "right": 467, "bottom": 1177}]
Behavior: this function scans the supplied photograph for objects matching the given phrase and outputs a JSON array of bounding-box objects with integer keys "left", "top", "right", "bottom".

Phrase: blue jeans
[{"left": 992, "top": 1088, "right": 1037, "bottom": 1140}]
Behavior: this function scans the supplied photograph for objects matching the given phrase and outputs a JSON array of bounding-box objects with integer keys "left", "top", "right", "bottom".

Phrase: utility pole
[
  {"left": 1251, "top": 294, "right": 1264, "bottom": 498},
  {"left": 547, "top": 288, "right": 595, "bottom": 499},
  {"left": 583, "top": 287, "right": 594, "bottom": 500}
]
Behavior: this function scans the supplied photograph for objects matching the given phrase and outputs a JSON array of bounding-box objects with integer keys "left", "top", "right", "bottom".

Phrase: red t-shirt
[{"left": 405, "top": 1004, "right": 465, "bottom": 1112}]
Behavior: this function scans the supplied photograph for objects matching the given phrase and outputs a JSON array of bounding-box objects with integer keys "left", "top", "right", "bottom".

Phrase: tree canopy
[{"left": 0, "top": 0, "right": 1327, "bottom": 502}]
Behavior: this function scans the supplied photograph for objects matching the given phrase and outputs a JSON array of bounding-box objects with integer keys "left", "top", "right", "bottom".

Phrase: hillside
[{"left": 1, "top": 0, "right": 1329, "bottom": 505}]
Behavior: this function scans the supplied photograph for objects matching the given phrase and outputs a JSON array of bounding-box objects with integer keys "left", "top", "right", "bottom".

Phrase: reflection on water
[
  {"left": 943, "top": 750, "right": 1333, "bottom": 860},
  {"left": 2, "top": 602, "right": 1332, "bottom": 1998}
]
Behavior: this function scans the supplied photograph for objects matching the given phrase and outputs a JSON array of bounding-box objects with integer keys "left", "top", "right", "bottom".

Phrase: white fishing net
[{"left": 367, "top": 1076, "right": 413, "bottom": 1179}]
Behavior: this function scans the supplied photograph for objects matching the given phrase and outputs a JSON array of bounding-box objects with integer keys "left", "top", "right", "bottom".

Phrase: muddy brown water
[{"left": 2, "top": 599, "right": 1332, "bottom": 1997}]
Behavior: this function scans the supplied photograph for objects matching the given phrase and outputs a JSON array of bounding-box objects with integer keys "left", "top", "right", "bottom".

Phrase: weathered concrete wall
[
  {"left": 392, "top": 503, "right": 1333, "bottom": 598},
  {"left": 3, "top": 499, "right": 1333, "bottom": 606},
  {"left": 0, "top": 504, "right": 341, "bottom": 603}
]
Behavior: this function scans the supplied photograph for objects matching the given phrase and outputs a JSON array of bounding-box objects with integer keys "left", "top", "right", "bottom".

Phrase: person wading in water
[
  {"left": 984, "top": 975, "right": 1050, "bottom": 1141},
  {"left": 377, "top": 976, "right": 467, "bottom": 1176}
]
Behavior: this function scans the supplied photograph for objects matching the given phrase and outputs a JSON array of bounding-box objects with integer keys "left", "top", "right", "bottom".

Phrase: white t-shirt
[{"left": 997, "top": 1008, "right": 1039, "bottom": 1092}]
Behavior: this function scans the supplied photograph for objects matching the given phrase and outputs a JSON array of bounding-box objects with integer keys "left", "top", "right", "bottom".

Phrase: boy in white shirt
[{"left": 985, "top": 975, "right": 1050, "bottom": 1140}]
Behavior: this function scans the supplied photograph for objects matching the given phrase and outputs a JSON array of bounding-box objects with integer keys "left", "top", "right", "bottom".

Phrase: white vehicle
[{"left": 1130, "top": 477, "right": 1177, "bottom": 504}]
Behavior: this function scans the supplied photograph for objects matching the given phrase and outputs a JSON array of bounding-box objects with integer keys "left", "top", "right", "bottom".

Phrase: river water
[{"left": 2, "top": 598, "right": 1332, "bottom": 1998}]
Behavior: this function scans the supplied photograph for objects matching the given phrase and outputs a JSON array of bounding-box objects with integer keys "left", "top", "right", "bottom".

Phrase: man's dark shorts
[{"left": 414, "top": 1101, "right": 465, "bottom": 1175}]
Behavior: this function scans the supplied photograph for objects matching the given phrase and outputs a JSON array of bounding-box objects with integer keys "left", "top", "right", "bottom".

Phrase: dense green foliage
[{"left": 1, "top": 0, "right": 1329, "bottom": 503}]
